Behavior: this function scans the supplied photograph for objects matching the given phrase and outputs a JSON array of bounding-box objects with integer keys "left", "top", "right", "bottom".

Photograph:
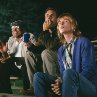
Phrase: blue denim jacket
[{"left": 58, "top": 37, "right": 97, "bottom": 87}]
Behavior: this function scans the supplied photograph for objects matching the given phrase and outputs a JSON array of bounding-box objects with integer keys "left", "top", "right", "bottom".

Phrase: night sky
[
  {"left": 0, "top": 0, "right": 97, "bottom": 40},
  {"left": 39, "top": 0, "right": 97, "bottom": 40}
]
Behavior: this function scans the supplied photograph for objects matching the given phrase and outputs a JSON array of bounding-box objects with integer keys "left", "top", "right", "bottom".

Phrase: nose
[
  {"left": 47, "top": 15, "right": 52, "bottom": 20},
  {"left": 61, "top": 21, "right": 64, "bottom": 25}
]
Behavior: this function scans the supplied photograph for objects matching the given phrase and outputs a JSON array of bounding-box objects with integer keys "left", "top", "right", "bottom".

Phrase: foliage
[{"left": 0, "top": 0, "right": 44, "bottom": 41}]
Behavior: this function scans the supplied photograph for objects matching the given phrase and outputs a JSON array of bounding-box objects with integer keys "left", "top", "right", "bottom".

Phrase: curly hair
[{"left": 10, "top": 20, "right": 26, "bottom": 32}]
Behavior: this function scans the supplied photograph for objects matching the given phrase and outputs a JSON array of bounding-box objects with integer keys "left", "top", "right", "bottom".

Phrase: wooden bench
[
  {"left": 10, "top": 76, "right": 19, "bottom": 87},
  {"left": 0, "top": 93, "right": 34, "bottom": 97},
  {"left": 91, "top": 40, "right": 97, "bottom": 64}
]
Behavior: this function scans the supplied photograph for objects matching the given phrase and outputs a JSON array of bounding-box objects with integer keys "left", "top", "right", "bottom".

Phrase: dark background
[{"left": 0, "top": 0, "right": 97, "bottom": 41}]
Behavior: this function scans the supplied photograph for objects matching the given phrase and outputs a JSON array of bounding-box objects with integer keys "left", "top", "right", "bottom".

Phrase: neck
[
  {"left": 16, "top": 37, "right": 22, "bottom": 42},
  {"left": 63, "top": 32, "right": 73, "bottom": 43}
]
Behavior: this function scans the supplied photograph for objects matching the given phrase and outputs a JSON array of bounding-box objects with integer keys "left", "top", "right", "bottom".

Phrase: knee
[
  {"left": 34, "top": 72, "right": 41, "bottom": 81},
  {"left": 33, "top": 72, "right": 44, "bottom": 82},
  {"left": 63, "top": 69, "right": 76, "bottom": 79}
]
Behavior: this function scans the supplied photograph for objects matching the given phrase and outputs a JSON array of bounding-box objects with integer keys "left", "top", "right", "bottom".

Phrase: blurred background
[{"left": 0, "top": 0, "right": 97, "bottom": 41}]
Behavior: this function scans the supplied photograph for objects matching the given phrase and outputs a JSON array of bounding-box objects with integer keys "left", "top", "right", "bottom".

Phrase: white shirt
[{"left": 14, "top": 40, "right": 23, "bottom": 57}]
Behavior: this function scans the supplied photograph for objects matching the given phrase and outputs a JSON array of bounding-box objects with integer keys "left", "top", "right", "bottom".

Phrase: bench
[
  {"left": 10, "top": 76, "right": 19, "bottom": 87},
  {"left": 91, "top": 40, "right": 97, "bottom": 64}
]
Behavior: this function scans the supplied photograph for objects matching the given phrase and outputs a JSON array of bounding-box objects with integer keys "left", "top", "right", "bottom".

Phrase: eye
[
  {"left": 58, "top": 21, "right": 61, "bottom": 25},
  {"left": 47, "top": 14, "right": 49, "bottom": 17},
  {"left": 64, "top": 20, "right": 69, "bottom": 23}
]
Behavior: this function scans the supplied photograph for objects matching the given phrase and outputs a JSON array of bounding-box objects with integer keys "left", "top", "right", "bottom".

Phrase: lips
[{"left": 60, "top": 26, "right": 65, "bottom": 30}]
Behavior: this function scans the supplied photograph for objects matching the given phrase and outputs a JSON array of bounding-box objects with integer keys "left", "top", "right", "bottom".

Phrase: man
[
  {"left": 33, "top": 13, "right": 97, "bottom": 97},
  {"left": 7, "top": 20, "right": 38, "bottom": 94},
  {"left": 40, "top": 8, "right": 60, "bottom": 77}
]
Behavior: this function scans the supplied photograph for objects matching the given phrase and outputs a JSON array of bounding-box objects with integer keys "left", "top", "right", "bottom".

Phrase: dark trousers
[
  {"left": 0, "top": 62, "right": 12, "bottom": 93},
  {"left": 0, "top": 57, "right": 30, "bottom": 93},
  {"left": 10, "top": 57, "right": 30, "bottom": 90}
]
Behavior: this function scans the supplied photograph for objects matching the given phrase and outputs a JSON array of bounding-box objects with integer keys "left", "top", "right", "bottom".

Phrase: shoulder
[
  {"left": 29, "top": 33, "right": 35, "bottom": 38},
  {"left": 76, "top": 36, "right": 91, "bottom": 45},
  {"left": 29, "top": 32, "right": 34, "bottom": 35},
  {"left": 77, "top": 36, "right": 90, "bottom": 42},
  {"left": 75, "top": 37, "right": 93, "bottom": 49},
  {"left": 8, "top": 36, "right": 15, "bottom": 42}
]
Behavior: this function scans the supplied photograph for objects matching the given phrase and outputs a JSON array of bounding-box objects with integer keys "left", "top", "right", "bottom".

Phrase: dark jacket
[{"left": 39, "top": 27, "right": 61, "bottom": 50}]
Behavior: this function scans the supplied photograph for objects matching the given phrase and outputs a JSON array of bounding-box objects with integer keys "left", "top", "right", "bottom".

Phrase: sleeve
[
  {"left": 29, "top": 33, "right": 37, "bottom": 45},
  {"left": 58, "top": 46, "right": 65, "bottom": 77},
  {"left": 7, "top": 37, "right": 15, "bottom": 54},
  {"left": 81, "top": 38, "right": 96, "bottom": 79}
]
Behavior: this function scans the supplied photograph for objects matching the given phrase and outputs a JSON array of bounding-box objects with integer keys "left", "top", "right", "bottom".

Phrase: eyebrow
[
  {"left": 58, "top": 18, "right": 72, "bottom": 23},
  {"left": 46, "top": 12, "right": 55, "bottom": 16}
]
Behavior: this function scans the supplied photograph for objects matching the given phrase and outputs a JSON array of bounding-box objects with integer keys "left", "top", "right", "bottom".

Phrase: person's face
[
  {"left": 45, "top": 10, "right": 57, "bottom": 26},
  {"left": 58, "top": 16, "right": 74, "bottom": 35},
  {"left": 11, "top": 26, "right": 22, "bottom": 38}
]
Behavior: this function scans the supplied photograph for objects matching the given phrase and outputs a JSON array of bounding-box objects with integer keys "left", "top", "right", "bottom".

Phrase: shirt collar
[{"left": 64, "top": 35, "right": 77, "bottom": 46}]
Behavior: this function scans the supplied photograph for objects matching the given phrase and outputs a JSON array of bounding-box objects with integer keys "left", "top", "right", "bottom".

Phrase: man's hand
[
  {"left": 51, "top": 79, "right": 62, "bottom": 96},
  {"left": 43, "top": 20, "right": 52, "bottom": 31},
  {"left": 0, "top": 58, "right": 7, "bottom": 63},
  {"left": 25, "top": 42, "right": 33, "bottom": 48},
  {"left": 0, "top": 56, "right": 11, "bottom": 63}
]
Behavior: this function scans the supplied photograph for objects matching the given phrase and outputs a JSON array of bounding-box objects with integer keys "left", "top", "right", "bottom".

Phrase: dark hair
[
  {"left": 10, "top": 20, "right": 25, "bottom": 31},
  {"left": 45, "top": 7, "right": 58, "bottom": 17}
]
